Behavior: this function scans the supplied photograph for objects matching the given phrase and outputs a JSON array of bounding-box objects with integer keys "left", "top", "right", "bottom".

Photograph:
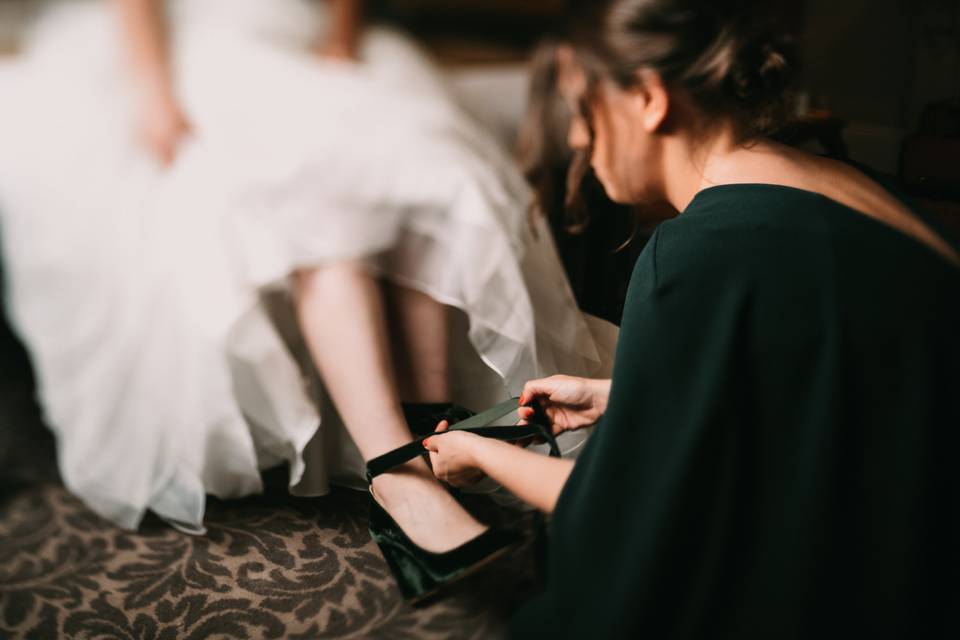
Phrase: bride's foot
[{"left": 370, "top": 459, "right": 486, "bottom": 553}]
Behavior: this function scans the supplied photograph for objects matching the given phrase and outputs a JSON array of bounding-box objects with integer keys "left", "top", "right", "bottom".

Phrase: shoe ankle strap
[{"left": 365, "top": 397, "right": 560, "bottom": 482}]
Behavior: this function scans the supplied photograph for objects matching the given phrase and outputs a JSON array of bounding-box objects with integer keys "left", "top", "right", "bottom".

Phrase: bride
[{"left": 0, "top": 0, "right": 610, "bottom": 587}]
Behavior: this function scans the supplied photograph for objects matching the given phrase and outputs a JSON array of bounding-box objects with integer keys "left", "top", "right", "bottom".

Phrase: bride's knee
[{"left": 293, "top": 260, "right": 374, "bottom": 297}]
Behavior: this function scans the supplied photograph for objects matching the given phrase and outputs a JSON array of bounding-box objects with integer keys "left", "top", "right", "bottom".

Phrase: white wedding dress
[{"left": 0, "top": 0, "right": 614, "bottom": 532}]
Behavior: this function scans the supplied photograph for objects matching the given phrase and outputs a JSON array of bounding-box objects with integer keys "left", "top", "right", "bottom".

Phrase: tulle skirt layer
[{"left": 0, "top": 0, "right": 614, "bottom": 531}]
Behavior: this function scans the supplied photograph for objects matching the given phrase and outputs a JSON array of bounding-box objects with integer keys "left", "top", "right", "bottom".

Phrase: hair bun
[
  {"left": 724, "top": 28, "right": 795, "bottom": 132},
  {"left": 593, "top": 0, "right": 799, "bottom": 138},
  {"left": 730, "top": 32, "right": 794, "bottom": 101}
]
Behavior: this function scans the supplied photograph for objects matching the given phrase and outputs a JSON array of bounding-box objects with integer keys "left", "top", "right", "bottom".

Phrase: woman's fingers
[
  {"left": 423, "top": 432, "right": 485, "bottom": 486},
  {"left": 519, "top": 402, "right": 565, "bottom": 431},
  {"left": 519, "top": 377, "right": 558, "bottom": 405},
  {"left": 423, "top": 426, "right": 445, "bottom": 469}
]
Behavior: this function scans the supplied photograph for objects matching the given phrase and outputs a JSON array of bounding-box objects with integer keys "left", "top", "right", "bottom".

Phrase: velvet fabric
[{"left": 513, "top": 182, "right": 960, "bottom": 638}]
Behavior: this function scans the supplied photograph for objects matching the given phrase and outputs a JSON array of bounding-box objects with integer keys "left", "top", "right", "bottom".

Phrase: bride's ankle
[{"left": 371, "top": 460, "right": 440, "bottom": 498}]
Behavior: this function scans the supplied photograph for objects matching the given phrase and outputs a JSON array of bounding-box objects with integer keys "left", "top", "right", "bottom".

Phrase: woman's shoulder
[
  {"left": 653, "top": 181, "right": 957, "bottom": 280},
  {"left": 633, "top": 181, "right": 960, "bottom": 326},
  {"left": 671, "top": 182, "right": 844, "bottom": 235},
  {"left": 648, "top": 184, "right": 834, "bottom": 283}
]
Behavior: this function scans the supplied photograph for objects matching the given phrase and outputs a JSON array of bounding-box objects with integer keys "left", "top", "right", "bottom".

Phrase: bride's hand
[
  {"left": 518, "top": 375, "right": 611, "bottom": 435},
  {"left": 137, "top": 88, "right": 192, "bottom": 167},
  {"left": 315, "top": 0, "right": 362, "bottom": 62},
  {"left": 315, "top": 35, "right": 358, "bottom": 62}
]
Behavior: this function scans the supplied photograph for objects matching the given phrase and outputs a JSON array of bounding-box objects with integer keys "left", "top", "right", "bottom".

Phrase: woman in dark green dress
[{"left": 425, "top": 0, "right": 960, "bottom": 636}]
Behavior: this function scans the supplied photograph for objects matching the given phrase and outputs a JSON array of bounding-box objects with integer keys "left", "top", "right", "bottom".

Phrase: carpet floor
[{"left": 0, "top": 332, "right": 539, "bottom": 639}]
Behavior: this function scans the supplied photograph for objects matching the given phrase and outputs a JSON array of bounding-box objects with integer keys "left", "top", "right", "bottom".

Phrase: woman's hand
[
  {"left": 518, "top": 375, "right": 611, "bottom": 435},
  {"left": 424, "top": 422, "right": 488, "bottom": 487},
  {"left": 426, "top": 419, "right": 576, "bottom": 513},
  {"left": 137, "top": 89, "right": 193, "bottom": 167}
]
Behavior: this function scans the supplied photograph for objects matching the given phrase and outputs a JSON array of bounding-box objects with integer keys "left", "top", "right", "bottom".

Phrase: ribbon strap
[{"left": 365, "top": 397, "right": 560, "bottom": 482}]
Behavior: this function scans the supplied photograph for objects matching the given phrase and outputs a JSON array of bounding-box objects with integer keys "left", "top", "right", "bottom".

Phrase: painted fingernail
[{"left": 422, "top": 439, "right": 430, "bottom": 448}]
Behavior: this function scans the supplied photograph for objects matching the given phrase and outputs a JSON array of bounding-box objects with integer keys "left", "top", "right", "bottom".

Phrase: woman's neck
[{"left": 661, "top": 126, "right": 776, "bottom": 213}]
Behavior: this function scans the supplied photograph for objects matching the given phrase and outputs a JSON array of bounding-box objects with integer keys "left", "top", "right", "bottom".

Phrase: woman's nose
[{"left": 567, "top": 114, "right": 590, "bottom": 151}]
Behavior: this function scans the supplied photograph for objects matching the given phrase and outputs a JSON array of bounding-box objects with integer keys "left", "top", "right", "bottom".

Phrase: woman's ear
[{"left": 630, "top": 69, "right": 669, "bottom": 133}]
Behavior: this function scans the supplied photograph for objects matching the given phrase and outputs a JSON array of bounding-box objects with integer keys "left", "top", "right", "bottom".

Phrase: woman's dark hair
[
  {"left": 518, "top": 0, "right": 797, "bottom": 231},
  {"left": 517, "top": 41, "right": 584, "bottom": 232},
  {"left": 516, "top": 0, "right": 795, "bottom": 320},
  {"left": 597, "top": 0, "right": 797, "bottom": 139}
]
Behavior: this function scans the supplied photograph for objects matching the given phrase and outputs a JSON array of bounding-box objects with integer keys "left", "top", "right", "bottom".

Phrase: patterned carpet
[{"left": 0, "top": 330, "right": 539, "bottom": 639}]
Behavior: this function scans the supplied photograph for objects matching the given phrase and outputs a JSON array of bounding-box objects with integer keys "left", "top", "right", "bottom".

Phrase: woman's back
[
  {"left": 515, "top": 182, "right": 960, "bottom": 638},
  {"left": 700, "top": 141, "right": 960, "bottom": 267}
]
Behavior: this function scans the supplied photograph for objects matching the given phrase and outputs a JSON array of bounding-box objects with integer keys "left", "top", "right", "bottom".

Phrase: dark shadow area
[{"left": 0, "top": 256, "right": 56, "bottom": 498}]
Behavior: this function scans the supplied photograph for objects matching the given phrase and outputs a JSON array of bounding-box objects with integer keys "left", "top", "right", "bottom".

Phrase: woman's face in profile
[
  {"left": 557, "top": 50, "right": 664, "bottom": 206},
  {"left": 587, "top": 81, "right": 665, "bottom": 206}
]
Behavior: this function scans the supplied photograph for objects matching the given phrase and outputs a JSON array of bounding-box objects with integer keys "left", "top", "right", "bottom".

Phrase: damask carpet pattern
[{"left": 0, "top": 369, "right": 538, "bottom": 639}]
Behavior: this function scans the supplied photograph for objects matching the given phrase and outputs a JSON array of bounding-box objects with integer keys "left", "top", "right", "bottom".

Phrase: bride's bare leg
[
  {"left": 383, "top": 283, "right": 450, "bottom": 403},
  {"left": 293, "top": 261, "right": 484, "bottom": 553}
]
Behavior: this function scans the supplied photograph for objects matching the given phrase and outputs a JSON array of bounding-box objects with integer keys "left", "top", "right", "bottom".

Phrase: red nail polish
[{"left": 422, "top": 439, "right": 430, "bottom": 448}]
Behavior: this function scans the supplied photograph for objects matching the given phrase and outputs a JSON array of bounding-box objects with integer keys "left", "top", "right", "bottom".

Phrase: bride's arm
[
  {"left": 113, "top": 0, "right": 190, "bottom": 164},
  {"left": 114, "top": 0, "right": 173, "bottom": 98},
  {"left": 319, "top": 0, "right": 364, "bottom": 60}
]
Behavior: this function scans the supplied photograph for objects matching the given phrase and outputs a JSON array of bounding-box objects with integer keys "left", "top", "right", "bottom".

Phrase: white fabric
[{"left": 0, "top": 0, "right": 615, "bottom": 531}]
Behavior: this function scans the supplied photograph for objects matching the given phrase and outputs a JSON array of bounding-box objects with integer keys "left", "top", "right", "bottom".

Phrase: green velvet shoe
[
  {"left": 367, "top": 488, "right": 520, "bottom": 603},
  {"left": 366, "top": 397, "right": 560, "bottom": 604}
]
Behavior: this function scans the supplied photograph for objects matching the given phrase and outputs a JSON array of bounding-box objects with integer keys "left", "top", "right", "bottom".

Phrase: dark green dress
[{"left": 511, "top": 183, "right": 960, "bottom": 638}]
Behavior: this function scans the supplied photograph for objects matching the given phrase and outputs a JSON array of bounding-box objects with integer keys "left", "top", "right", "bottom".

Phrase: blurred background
[
  {"left": 1, "top": 0, "right": 958, "bottom": 381},
  {"left": 1, "top": 0, "right": 958, "bottom": 220},
  {"left": 1, "top": 0, "right": 959, "bottom": 402},
  {"left": 2, "top": 0, "right": 959, "bottom": 166}
]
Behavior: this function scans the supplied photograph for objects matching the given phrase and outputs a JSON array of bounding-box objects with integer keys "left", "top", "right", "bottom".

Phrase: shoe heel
[
  {"left": 367, "top": 489, "right": 519, "bottom": 604},
  {"left": 368, "top": 495, "right": 439, "bottom": 601},
  {"left": 373, "top": 531, "right": 441, "bottom": 602}
]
